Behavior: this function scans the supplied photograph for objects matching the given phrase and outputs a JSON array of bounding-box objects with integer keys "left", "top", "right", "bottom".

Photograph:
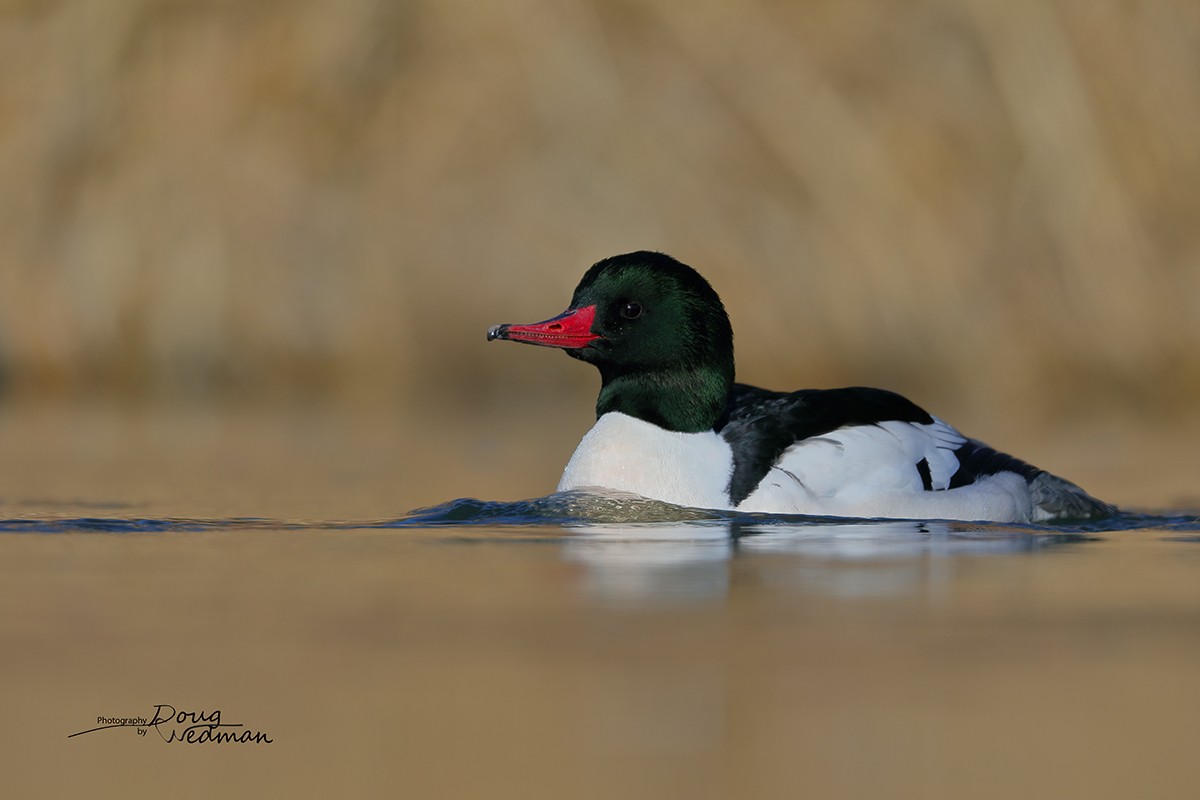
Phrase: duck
[{"left": 487, "top": 251, "right": 1114, "bottom": 522}]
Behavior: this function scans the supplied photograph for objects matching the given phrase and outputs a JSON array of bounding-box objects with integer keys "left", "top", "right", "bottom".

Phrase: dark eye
[{"left": 620, "top": 301, "right": 643, "bottom": 320}]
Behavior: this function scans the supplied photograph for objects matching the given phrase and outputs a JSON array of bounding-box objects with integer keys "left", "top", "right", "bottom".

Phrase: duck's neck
[{"left": 595, "top": 364, "right": 732, "bottom": 433}]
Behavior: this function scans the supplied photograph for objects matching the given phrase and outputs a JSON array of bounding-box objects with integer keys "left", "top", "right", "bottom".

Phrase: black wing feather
[{"left": 946, "top": 438, "right": 1042, "bottom": 489}]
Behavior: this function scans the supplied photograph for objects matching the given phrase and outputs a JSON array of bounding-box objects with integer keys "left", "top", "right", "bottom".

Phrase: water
[
  {"left": 3, "top": 497, "right": 1196, "bottom": 613},
  {"left": 3, "top": 406, "right": 1199, "bottom": 799}
]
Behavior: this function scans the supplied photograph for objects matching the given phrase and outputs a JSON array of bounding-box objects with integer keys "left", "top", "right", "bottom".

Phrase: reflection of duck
[
  {"left": 560, "top": 520, "right": 1078, "bottom": 606},
  {"left": 490, "top": 252, "right": 1114, "bottom": 523},
  {"left": 562, "top": 524, "right": 733, "bottom": 608}
]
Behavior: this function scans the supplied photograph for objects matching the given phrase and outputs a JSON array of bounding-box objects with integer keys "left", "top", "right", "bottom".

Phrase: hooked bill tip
[{"left": 486, "top": 324, "right": 508, "bottom": 342}]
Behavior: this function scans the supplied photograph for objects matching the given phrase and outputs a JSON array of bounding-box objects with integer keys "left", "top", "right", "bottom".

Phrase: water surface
[{"left": 3, "top": 407, "right": 1199, "bottom": 799}]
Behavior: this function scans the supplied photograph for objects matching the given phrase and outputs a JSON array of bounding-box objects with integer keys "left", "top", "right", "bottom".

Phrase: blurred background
[
  {"left": 4, "top": 6, "right": 1200, "bottom": 798},
  {"left": 1, "top": 0, "right": 1197, "bottom": 510}
]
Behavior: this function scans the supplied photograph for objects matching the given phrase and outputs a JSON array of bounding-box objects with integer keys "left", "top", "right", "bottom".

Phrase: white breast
[{"left": 557, "top": 412, "right": 735, "bottom": 510}]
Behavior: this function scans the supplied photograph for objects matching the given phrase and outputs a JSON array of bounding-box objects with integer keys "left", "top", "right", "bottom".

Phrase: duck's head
[{"left": 488, "top": 251, "right": 734, "bottom": 432}]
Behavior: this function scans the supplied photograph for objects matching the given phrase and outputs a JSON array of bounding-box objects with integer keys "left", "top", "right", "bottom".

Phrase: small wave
[
  {"left": 393, "top": 492, "right": 1200, "bottom": 533},
  {"left": 394, "top": 491, "right": 726, "bottom": 526},
  {"left": 0, "top": 516, "right": 279, "bottom": 534}
]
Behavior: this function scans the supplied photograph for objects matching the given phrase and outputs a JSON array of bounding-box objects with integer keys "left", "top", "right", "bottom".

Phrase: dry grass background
[{"left": 1, "top": 0, "right": 1198, "bottom": 421}]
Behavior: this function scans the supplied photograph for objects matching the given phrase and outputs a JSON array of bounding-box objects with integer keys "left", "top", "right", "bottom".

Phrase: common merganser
[{"left": 487, "top": 251, "right": 1114, "bottom": 522}]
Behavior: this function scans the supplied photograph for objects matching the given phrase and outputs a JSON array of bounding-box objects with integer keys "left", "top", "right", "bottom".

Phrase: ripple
[{"left": 0, "top": 492, "right": 1196, "bottom": 539}]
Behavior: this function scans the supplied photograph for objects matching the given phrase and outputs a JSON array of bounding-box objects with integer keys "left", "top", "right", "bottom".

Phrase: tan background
[{"left": 2, "top": 1, "right": 1197, "bottom": 419}]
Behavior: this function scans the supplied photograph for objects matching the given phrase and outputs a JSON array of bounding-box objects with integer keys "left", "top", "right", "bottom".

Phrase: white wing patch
[{"left": 760, "top": 418, "right": 965, "bottom": 497}]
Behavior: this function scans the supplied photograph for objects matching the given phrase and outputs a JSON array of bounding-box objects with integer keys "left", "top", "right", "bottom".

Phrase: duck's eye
[{"left": 620, "top": 301, "right": 643, "bottom": 320}]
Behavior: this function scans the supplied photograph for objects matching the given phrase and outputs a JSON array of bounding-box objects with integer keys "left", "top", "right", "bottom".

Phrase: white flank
[{"left": 737, "top": 419, "right": 1035, "bottom": 521}]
